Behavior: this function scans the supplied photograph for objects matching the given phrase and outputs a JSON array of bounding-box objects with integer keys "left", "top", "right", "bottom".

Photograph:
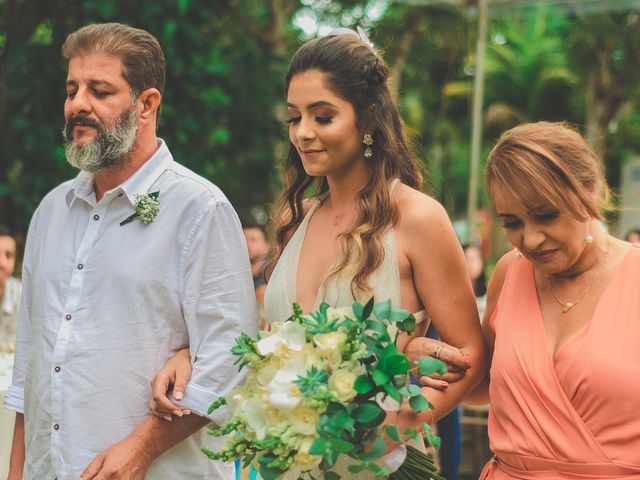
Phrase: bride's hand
[
  {"left": 149, "top": 347, "right": 192, "bottom": 421},
  {"left": 405, "top": 337, "right": 471, "bottom": 390}
]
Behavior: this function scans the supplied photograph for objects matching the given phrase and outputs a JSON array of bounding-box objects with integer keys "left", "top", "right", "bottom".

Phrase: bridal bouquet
[{"left": 203, "top": 299, "right": 447, "bottom": 480}]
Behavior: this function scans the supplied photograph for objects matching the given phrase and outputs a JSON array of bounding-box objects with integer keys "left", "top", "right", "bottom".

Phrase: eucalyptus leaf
[
  {"left": 372, "top": 299, "right": 391, "bottom": 320},
  {"left": 354, "top": 375, "right": 373, "bottom": 394},
  {"left": 388, "top": 307, "right": 411, "bottom": 321},
  {"left": 417, "top": 357, "right": 447, "bottom": 375},
  {"left": 404, "top": 427, "right": 419, "bottom": 440},
  {"left": 407, "top": 384, "right": 422, "bottom": 397},
  {"left": 383, "top": 382, "right": 402, "bottom": 402},
  {"left": 352, "top": 302, "right": 364, "bottom": 320},
  {"left": 383, "top": 355, "right": 410, "bottom": 375},
  {"left": 409, "top": 394, "right": 430, "bottom": 412},
  {"left": 353, "top": 402, "right": 386, "bottom": 427},
  {"left": 372, "top": 369, "right": 389, "bottom": 386},
  {"left": 385, "top": 425, "right": 401, "bottom": 442},
  {"left": 427, "top": 431, "right": 442, "bottom": 450},
  {"left": 358, "top": 435, "right": 386, "bottom": 462}
]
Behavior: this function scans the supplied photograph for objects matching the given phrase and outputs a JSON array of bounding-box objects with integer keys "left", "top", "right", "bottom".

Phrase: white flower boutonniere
[{"left": 120, "top": 191, "right": 160, "bottom": 226}]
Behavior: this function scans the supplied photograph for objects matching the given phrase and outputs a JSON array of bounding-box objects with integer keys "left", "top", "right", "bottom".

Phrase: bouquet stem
[{"left": 388, "top": 446, "right": 446, "bottom": 480}]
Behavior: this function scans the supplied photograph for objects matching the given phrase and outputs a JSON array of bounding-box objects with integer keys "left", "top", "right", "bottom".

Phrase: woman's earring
[
  {"left": 363, "top": 134, "right": 374, "bottom": 158},
  {"left": 514, "top": 248, "right": 522, "bottom": 260},
  {"left": 585, "top": 234, "right": 594, "bottom": 244}
]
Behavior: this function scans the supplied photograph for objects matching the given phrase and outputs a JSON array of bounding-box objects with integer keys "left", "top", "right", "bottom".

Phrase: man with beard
[{"left": 4, "top": 23, "right": 257, "bottom": 480}]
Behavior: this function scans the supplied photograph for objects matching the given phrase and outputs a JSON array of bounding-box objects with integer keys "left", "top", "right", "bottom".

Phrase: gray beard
[{"left": 63, "top": 108, "right": 138, "bottom": 173}]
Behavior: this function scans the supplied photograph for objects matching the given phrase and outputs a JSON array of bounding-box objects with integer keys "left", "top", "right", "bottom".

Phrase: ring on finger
[{"left": 433, "top": 345, "right": 442, "bottom": 359}]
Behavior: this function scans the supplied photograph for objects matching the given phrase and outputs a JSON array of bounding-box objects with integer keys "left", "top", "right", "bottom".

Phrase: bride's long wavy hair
[{"left": 267, "top": 33, "right": 423, "bottom": 295}]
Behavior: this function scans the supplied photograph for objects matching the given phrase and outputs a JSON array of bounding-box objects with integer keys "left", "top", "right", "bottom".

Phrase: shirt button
[
  {"left": 93, "top": 214, "right": 100, "bottom": 221},
  {"left": 54, "top": 366, "right": 61, "bottom": 373},
  {"left": 77, "top": 263, "right": 84, "bottom": 270},
  {"left": 65, "top": 314, "right": 72, "bottom": 321},
  {"left": 53, "top": 424, "right": 59, "bottom": 430}
]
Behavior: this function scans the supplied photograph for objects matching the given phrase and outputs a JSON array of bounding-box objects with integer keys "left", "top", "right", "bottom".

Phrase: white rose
[
  {"left": 328, "top": 368, "right": 358, "bottom": 403},
  {"left": 294, "top": 437, "right": 323, "bottom": 471},
  {"left": 289, "top": 405, "right": 320, "bottom": 436},
  {"left": 313, "top": 331, "right": 347, "bottom": 351},
  {"left": 314, "top": 331, "right": 347, "bottom": 366}
]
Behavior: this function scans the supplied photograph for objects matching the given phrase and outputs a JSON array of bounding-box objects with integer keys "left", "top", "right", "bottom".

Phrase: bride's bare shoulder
[{"left": 393, "top": 183, "right": 449, "bottom": 230}]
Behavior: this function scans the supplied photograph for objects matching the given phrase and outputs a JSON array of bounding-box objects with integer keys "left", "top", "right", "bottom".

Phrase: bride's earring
[
  {"left": 363, "top": 134, "right": 374, "bottom": 158},
  {"left": 585, "top": 233, "right": 594, "bottom": 244},
  {"left": 514, "top": 248, "right": 522, "bottom": 260}
]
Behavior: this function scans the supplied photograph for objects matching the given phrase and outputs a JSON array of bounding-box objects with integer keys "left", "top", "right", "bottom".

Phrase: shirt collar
[{"left": 65, "top": 139, "right": 173, "bottom": 208}]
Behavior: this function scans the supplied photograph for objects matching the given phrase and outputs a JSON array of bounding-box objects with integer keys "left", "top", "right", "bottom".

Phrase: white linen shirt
[{"left": 4, "top": 140, "right": 257, "bottom": 479}]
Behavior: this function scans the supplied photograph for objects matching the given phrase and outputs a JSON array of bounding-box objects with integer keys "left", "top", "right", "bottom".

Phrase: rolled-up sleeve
[
  {"left": 5, "top": 208, "right": 40, "bottom": 413},
  {"left": 177, "top": 197, "right": 258, "bottom": 425}
]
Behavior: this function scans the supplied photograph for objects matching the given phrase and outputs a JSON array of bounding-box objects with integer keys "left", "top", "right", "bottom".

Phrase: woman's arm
[
  {"left": 400, "top": 193, "right": 486, "bottom": 422},
  {"left": 463, "top": 252, "right": 510, "bottom": 405},
  {"left": 149, "top": 348, "right": 192, "bottom": 420}
]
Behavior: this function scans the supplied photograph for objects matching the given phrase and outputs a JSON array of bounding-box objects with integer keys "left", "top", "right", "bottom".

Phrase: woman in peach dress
[{"left": 414, "top": 122, "right": 640, "bottom": 479}]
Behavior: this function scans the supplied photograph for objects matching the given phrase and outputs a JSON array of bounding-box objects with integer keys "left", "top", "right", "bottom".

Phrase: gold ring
[{"left": 434, "top": 345, "right": 442, "bottom": 359}]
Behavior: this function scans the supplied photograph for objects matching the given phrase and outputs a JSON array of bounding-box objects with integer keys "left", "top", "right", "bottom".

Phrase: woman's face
[
  {"left": 287, "top": 69, "right": 364, "bottom": 178},
  {"left": 491, "top": 181, "right": 593, "bottom": 274}
]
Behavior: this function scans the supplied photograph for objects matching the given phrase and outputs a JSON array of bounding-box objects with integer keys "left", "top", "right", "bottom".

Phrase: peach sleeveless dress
[{"left": 481, "top": 245, "right": 640, "bottom": 479}]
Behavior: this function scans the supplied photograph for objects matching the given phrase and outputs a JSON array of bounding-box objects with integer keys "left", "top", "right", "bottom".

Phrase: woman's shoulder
[{"left": 393, "top": 183, "right": 448, "bottom": 228}]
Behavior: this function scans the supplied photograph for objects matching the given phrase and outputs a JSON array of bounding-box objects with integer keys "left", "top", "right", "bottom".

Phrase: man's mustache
[{"left": 64, "top": 116, "right": 102, "bottom": 139}]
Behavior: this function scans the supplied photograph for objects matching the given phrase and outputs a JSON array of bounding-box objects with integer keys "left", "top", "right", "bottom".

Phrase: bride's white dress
[{"left": 264, "top": 185, "right": 427, "bottom": 478}]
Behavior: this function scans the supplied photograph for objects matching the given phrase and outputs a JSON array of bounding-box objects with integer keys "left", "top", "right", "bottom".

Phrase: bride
[{"left": 150, "top": 28, "right": 485, "bottom": 475}]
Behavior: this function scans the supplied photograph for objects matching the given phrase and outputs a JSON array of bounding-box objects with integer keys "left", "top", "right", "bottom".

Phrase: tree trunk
[{"left": 584, "top": 51, "right": 623, "bottom": 162}]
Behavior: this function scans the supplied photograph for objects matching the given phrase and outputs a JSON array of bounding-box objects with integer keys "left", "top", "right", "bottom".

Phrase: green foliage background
[{"left": 1, "top": 0, "right": 639, "bottom": 243}]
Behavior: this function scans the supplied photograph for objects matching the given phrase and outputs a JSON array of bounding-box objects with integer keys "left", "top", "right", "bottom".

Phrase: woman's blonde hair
[
  {"left": 267, "top": 33, "right": 423, "bottom": 295},
  {"left": 486, "top": 121, "right": 612, "bottom": 220}
]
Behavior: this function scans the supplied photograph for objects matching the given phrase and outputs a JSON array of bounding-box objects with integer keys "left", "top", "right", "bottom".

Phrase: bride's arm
[
  {"left": 462, "top": 252, "right": 509, "bottom": 405},
  {"left": 400, "top": 194, "right": 486, "bottom": 423},
  {"left": 149, "top": 348, "right": 192, "bottom": 420}
]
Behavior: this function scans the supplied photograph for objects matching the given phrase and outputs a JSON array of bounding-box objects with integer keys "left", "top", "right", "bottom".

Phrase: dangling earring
[
  {"left": 363, "top": 134, "right": 374, "bottom": 158},
  {"left": 585, "top": 221, "right": 594, "bottom": 244},
  {"left": 514, "top": 248, "right": 522, "bottom": 260}
]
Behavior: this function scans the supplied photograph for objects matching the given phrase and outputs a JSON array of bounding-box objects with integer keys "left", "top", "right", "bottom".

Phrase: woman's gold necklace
[{"left": 546, "top": 239, "right": 611, "bottom": 313}]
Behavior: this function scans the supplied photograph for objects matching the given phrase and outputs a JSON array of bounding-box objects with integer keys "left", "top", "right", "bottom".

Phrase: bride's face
[{"left": 286, "top": 69, "right": 364, "bottom": 177}]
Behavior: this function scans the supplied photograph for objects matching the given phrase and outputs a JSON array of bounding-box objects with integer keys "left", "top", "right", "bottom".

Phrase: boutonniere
[{"left": 120, "top": 191, "right": 160, "bottom": 226}]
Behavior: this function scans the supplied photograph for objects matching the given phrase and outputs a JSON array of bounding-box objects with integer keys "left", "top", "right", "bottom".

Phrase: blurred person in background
[
  {"left": 463, "top": 243, "right": 487, "bottom": 320},
  {"left": 0, "top": 225, "right": 20, "bottom": 480},
  {"left": 624, "top": 228, "right": 640, "bottom": 243},
  {"left": 242, "top": 220, "right": 270, "bottom": 326}
]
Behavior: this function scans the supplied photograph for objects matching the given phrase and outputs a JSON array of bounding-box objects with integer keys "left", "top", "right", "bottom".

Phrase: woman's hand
[
  {"left": 149, "top": 348, "right": 192, "bottom": 421},
  {"left": 405, "top": 337, "right": 471, "bottom": 390}
]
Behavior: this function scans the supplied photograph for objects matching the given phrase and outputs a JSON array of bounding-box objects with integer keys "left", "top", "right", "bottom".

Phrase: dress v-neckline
[
  {"left": 532, "top": 245, "right": 634, "bottom": 362},
  {"left": 291, "top": 199, "right": 334, "bottom": 312}
]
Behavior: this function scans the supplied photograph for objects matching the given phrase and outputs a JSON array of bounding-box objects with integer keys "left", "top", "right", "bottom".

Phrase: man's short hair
[{"left": 62, "top": 23, "right": 165, "bottom": 99}]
